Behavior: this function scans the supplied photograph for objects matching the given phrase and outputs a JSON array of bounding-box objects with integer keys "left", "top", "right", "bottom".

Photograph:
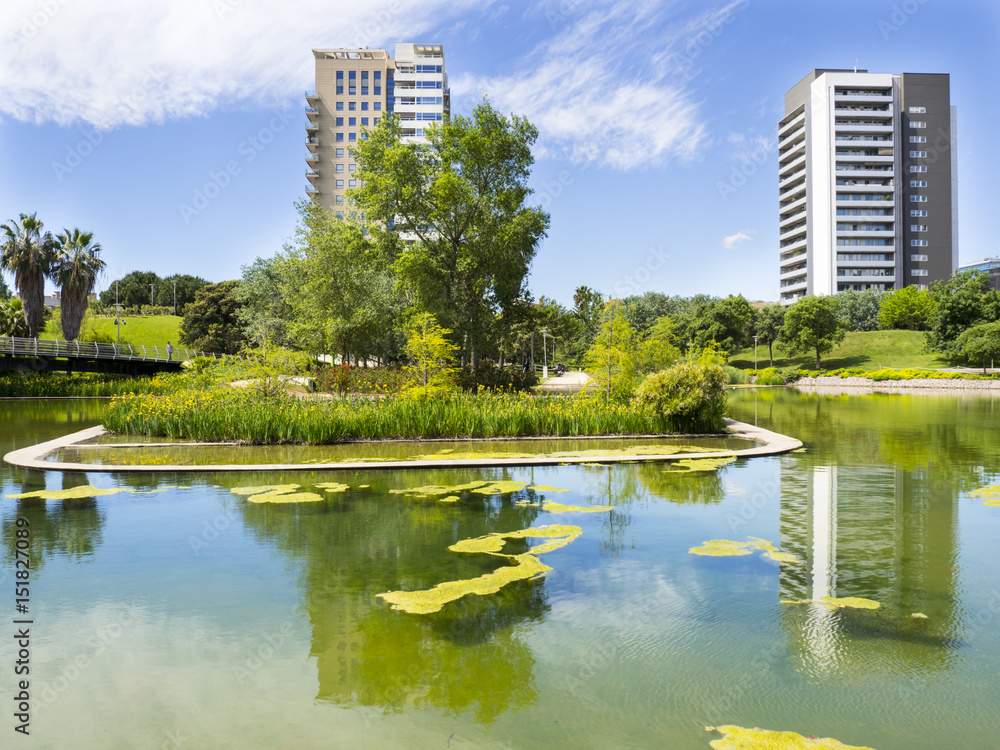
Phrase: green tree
[
  {"left": 689, "top": 295, "right": 754, "bottom": 353},
  {"left": 0, "top": 273, "right": 11, "bottom": 300},
  {"left": 926, "top": 271, "right": 997, "bottom": 356},
  {"left": 235, "top": 256, "right": 293, "bottom": 348},
  {"left": 179, "top": 280, "right": 246, "bottom": 354},
  {"left": 584, "top": 303, "right": 638, "bottom": 402},
  {"left": 351, "top": 99, "right": 550, "bottom": 366},
  {"left": 752, "top": 304, "right": 785, "bottom": 367},
  {"left": 780, "top": 295, "right": 845, "bottom": 369},
  {"left": 281, "top": 202, "right": 400, "bottom": 364},
  {"left": 836, "top": 289, "right": 884, "bottom": 332},
  {"left": 878, "top": 285, "right": 935, "bottom": 331},
  {"left": 633, "top": 362, "right": 728, "bottom": 433},
  {"left": 402, "top": 313, "right": 459, "bottom": 398},
  {"left": 956, "top": 320, "right": 1000, "bottom": 373},
  {"left": 572, "top": 286, "right": 605, "bottom": 340},
  {"left": 1, "top": 212, "right": 56, "bottom": 337},
  {"left": 636, "top": 315, "right": 681, "bottom": 374},
  {"left": 99, "top": 270, "right": 161, "bottom": 311},
  {"left": 0, "top": 297, "right": 29, "bottom": 337},
  {"left": 52, "top": 228, "right": 105, "bottom": 342},
  {"left": 157, "top": 274, "right": 209, "bottom": 315}
]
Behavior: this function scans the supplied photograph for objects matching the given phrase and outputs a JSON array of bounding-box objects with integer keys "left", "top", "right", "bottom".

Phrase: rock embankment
[{"left": 793, "top": 375, "right": 1000, "bottom": 392}]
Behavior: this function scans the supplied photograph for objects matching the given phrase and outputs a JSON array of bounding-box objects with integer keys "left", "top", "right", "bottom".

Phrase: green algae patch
[
  {"left": 410, "top": 449, "right": 538, "bottom": 461},
  {"left": 388, "top": 480, "right": 491, "bottom": 498},
  {"left": 689, "top": 537, "right": 799, "bottom": 564},
  {"left": 438, "top": 495, "right": 460, "bottom": 503},
  {"left": 247, "top": 491, "right": 324, "bottom": 504},
  {"left": 230, "top": 484, "right": 302, "bottom": 496},
  {"left": 379, "top": 524, "right": 582, "bottom": 615},
  {"left": 706, "top": 725, "right": 876, "bottom": 749},
  {"left": 471, "top": 480, "right": 528, "bottom": 495},
  {"left": 514, "top": 499, "right": 540, "bottom": 508},
  {"left": 666, "top": 456, "right": 737, "bottom": 473},
  {"left": 969, "top": 485, "right": 1000, "bottom": 506},
  {"left": 781, "top": 596, "right": 881, "bottom": 611},
  {"left": 6, "top": 485, "right": 126, "bottom": 500},
  {"left": 315, "top": 482, "right": 350, "bottom": 493},
  {"left": 542, "top": 500, "right": 612, "bottom": 514},
  {"left": 528, "top": 484, "right": 570, "bottom": 493},
  {"left": 910, "top": 612, "right": 929, "bottom": 619}
]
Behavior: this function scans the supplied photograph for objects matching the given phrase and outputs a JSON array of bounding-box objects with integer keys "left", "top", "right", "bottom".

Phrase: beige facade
[{"left": 306, "top": 44, "right": 448, "bottom": 215}]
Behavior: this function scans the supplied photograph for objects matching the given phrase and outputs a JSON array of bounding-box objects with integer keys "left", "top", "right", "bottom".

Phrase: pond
[{"left": 1, "top": 391, "right": 999, "bottom": 749}]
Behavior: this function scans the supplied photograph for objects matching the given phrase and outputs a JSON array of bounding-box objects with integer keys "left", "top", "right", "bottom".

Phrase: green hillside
[
  {"left": 728, "top": 329, "right": 950, "bottom": 371},
  {"left": 43, "top": 313, "right": 182, "bottom": 350}
]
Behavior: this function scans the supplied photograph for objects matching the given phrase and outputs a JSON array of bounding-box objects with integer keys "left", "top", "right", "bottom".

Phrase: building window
[
  {"left": 910, "top": 195, "right": 928, "bottom": 202},
  {"left": 374, "top": 86, "right": 381, "bottom": 95},
  {"left": 911, "top": 254, "right": 928, "bottom": 261},
  {"left": 336, "top": 71, "right": 344, "bottom": 80},
  {"left": 348, "top": 164, "right": 356, "bottom": 172},
  {"left": 908, "top": 106, "right": 926, "bottom": 114},
  {"left": 361, "top": 86, "right": 368, "bottom": 95},
  {"left": 910, "top": 210, "right": 927, "bottom": 217},
  {"left": 374, "top": 102, "right": 381, "bottom": 111},
  {"left": 348, "top": 71, "right": 356, "bottom": 80},
  {"left": 336, "top": 148, "right": 344, "bottom": 157},
  {"left": 336, "top": 102, "right": 344, "bottom": 111},
  {"left": 349, "top": 133, "right": 357, "bottom": 142},
  {"left": 360, "top": 117, "right": 368, "bottom": 126},
  {"left": 348, "top": 117, "right": 356, "bottom": 126},
  {"left": 910, "top": 135, "right": 926, "bottom": 143},
  {"left": 361, "top": 71, "right": 368, "bottom": 80},
  {"left": 335, "top": 117, "right": 343, "bottom": 126},
  {"left": 909, "top": 166, "right": 927, "bottom": 173},
  {"left": 336, "top": 179, "right": 344, "bottom": 188},
  {"left": 336, "top": 164, "right": 344, "bottom": 173},
  {"left": 910, "top": 151, "right": 927, "bottom": 158},
  {"left": 911, "top": 269, "right": 928, "bottom": 276},
  {"left": 336, "top": 85, "right": 343, "bottom": 95},
  {"left": 361, "top": 102, "right": 368, "bottom": 111},
  {"left": 373, "top": 118, "right": 379, "bottom": 126},
  {"left": 911, "top": 224, "right": 927, "bottom": 231},
  {"left": 909, "top": 121, "right": 926, "bottom": 128},
  {"left": 911, "top": 240, "right": 928, "bottom": 246},
  {"left": 910, "top": 180, "right": 927, "bottom": 187},
  {"left": 335, "top": 195, "right": 343, "bottom": 204},
  {"left": 349, "top": 179, "right": 357, "bottom": 188},
  {"left": 336, "top": 212, "right": 343, "bottom": 220},
  {"left": 349, "top": 86, "right": 356, "bottom": 95},
  {"left": 336, "top": 133, "right": 344, "bottom": 142},
  {"left": 349, "top": 102, "right": 356, "bottom": 111}
]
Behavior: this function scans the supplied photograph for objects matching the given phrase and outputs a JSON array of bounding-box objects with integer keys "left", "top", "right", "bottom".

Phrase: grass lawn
[
  {"left": 43, "top": 314, "right": 183, "bottom": 350},
  {"left": 728, "top": 329, "right": 951, "bottom": 371}
]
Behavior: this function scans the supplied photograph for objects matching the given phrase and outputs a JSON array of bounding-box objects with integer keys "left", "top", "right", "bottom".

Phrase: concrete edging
[{"left": 2, "top": 419, "right": 801, "bottom": 474}]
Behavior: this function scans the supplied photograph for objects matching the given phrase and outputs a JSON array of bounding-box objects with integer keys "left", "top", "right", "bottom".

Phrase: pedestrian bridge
[{"left": 0, "top": 336, "right": 216, "bottom": 376}]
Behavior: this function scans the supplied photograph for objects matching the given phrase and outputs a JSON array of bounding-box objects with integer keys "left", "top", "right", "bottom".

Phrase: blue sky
[{"left": 1, "top": 0, "right": 997, "bottom": 307}]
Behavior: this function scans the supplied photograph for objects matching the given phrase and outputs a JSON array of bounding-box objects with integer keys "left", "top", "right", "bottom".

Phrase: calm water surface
[{"left": 1, "top": 392, "right": 999, "bottom": 749}]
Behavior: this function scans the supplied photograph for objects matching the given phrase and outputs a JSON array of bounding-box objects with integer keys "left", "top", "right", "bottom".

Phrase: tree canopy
[
  {"left": 350, "top": 98, "right": 550, "bottom": 365},
  {"left": 1, "top": 212, "right": 55, "bottom": 337},
  {"left": 878, "top": 285, "right": 935, "bottom": 331},
  {"left": 926, "top": 271, "right": 999, "bottom": 357},
  {"left": 780, "top": 295, "right": 845, "bottom": 369},
  {"left": 52, "top": 228, "right": 105, "bottom": 341},
  {"left": 179, "top": 280, "right": 246, "bottom": 354}
]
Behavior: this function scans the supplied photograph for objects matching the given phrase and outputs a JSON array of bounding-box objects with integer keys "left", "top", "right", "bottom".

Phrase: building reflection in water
[{"left": 779, "top": 459, "right": 961, "bottom": 677}]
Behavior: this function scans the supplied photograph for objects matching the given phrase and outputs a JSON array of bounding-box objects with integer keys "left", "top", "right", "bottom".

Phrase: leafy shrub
[
  {"left": 724, "top": 366, "right": 750, "bottom": 384},
  {"left": 456, "top": 362, "right": 538, "bottom": 393},
  {"left": 632, "top": 362, "right": 728, "bottom": 433},
  {"left": 315, "top": 365, "right": 411, "bottom": 396},
  {"left": 754, "top": 367, "right": 786, "bottom": 385}
]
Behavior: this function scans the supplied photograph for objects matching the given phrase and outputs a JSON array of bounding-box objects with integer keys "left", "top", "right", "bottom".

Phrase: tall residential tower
[
  {"left": 778, "top": 70, "right": 957, "bottom": 303},
  {"left": 306, "top": 43, "right": 448, "bottom": 215}
]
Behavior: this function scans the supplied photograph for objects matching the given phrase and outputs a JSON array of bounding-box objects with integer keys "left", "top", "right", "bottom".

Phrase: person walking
[{"left": 166, "top": 341, "right": 173, "bottom": 361}]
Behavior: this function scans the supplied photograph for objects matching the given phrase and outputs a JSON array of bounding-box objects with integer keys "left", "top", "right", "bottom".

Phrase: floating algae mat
[
  {"left": 378, "top": 524, "right": 582, "bottom": 614},
  {"left": 388, "top": 480, "right": 492, "bottom": 498},
  {"left": 969, "top": 484, "right": 1000, "bottom": 507},
  {"left": 527, "top": 484, "right": 569, "bottom": 493},
  {"left": 5, "top": 485, "right": 170, "bottom": 500},
  {"left": 665, "top": 456, "right": 738, "bottom": 473},
  {"left": 781, "top": 596, "right": 881, "bottom": 611},
  {"left": 689, "top": 537, "right": 799, "bottom": 564},
  {"left": 542, "top": 500, "right": 612, "bottom": 514},
  {"left": 706, "top": 725, "right": 876, "bottom": 749},
  {"left": 229, "top": 483, "right": 324, "bottom": 504}
]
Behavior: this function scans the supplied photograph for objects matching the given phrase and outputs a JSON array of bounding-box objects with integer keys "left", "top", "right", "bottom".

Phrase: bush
[
  {"left": 754, "top": 367, "right": 786, "bottom": 386},
  {"left": 632, "top": 362, "right": 728, "bottom": 433},
  {"left": 315, "top": 364, "right": 411, "bottom": 396},
  {"left": 724, "top": 366, "right": 750, "bottom": 384},
  {"left": 456, "top": 362, "right": 538, "bottom": 393}
]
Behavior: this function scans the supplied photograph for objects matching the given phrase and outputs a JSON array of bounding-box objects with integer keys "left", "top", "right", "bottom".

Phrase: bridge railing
[{"left": 0, "top": 336, "right": 215, "bottom": 364}]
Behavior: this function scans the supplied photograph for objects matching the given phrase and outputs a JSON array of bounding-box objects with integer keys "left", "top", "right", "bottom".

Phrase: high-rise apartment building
[
  {"left": 306, "top": 43, "right": 448, "bottom": 215},
  {"left": 778, "top": 70, "right": 957, "bottom": 303}
]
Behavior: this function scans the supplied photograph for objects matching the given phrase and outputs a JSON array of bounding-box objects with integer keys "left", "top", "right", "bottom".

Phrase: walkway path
[{"left": 536, "top": 370, "right": 592, "bottom": 394}]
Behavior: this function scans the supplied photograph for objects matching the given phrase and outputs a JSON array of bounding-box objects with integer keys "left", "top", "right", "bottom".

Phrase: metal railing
[{"left": 0, "top": 336, "right": 214, "bottom": 363}]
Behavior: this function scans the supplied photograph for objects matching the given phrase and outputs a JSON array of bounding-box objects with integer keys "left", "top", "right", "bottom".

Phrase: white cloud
[
  {"left": 454, "top": 0, "right": 748, "bottom": 171},
  {"left": 0, "top": 0, "right": 484, "bottom": 127},
  {"left": 722, "top": 229, "right": 754, "bottom": 249}
]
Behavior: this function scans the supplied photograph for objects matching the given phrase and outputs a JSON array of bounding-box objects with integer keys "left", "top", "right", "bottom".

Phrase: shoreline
[{"left": 791, "top": 375, "right": 1000, "bottom": 393}]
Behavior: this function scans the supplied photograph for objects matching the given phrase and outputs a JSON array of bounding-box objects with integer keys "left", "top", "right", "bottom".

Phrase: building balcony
[
  {"left": 836, "top": 153, "right": 894, "bottom": 163},
  {"left": 305, "top": 90, "right": 318, "bottom": 100},
  {"left": 306, "top": 106, "right": 319, "bottom": 120},
  {"left": 305, "top": 185, "right": 318, "bottom": 195},
  {"left": 834, "top": 92, "right": 892, "bottom": 102},
  {"left": 305, "top": 153, "right": 319, "bottom": 164},
  {"left": 778, "top": 171, "right": 806, "bottom": 192},
  {"left": 305, "top": 122, "right": 319, "bottom": 133},
  {"left": 779, "top": 264, "right": 808, "bottom": 280},
  {"left": 780, "top": 209, "right": 807, "bottom": 230},
  {"left": 780, "top": 236, "right": 808, "bottom": 253},
  {"left": 780, "top": 249, "right": 807, "bottom": 266},
  {"left": 306, "top": 169, "right": 319, "bottom": 182},
  {"left": 837, "top": 228, "right": 895, "bottom": 236},
  {"left": 780, "top": 276, "right": 808, "bottom": 290},
  {"left": 778, "top": 110, "right": 805, "bottom": 138},
  {"left": 779, "top": 225, "right": 807, "bottom": 243},
  {"left": 834, "top": 107, "right": 893, "bottom": 118},
  {"left": 778, "top": 154, "right": 806, "bottom": 178},
  {"left": 834, "top": 123, "right": 894, "bottom": 133},
  {"left": 835, "top": 182, "right": 894, "bottom": 192},
  {"left": 306, "top": 138, "right": 319, "bottom": 151},
  {"left": 780, "top": 195, "right": 807, "bottom": 216}
]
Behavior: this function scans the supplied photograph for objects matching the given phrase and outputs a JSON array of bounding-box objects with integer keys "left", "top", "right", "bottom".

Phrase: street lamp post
[
  {"left": 753, "top": 335, "right": 759, "bottom": 371},
  {"left": 541, "top": 329, "right": 548, "bottom": 380},
  {"left": 173, "top": 281, "right": 177, "bottom": 316},
  {"left": 150, "top": 283, "right": 155, "bottom": 308},
  {"left": 115, "top": 280, "right": 121, "bottom": 347}
]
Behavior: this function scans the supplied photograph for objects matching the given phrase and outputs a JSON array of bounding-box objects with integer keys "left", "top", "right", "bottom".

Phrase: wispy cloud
[
  {"left": 722, "top": 229, "right": 755, "bottom": 249},
  {"left": 453, "top": 0, "right": 745, "bottom": 170},
  {"left": 0, "top": 0, "right": 484, "bottom": 127}
]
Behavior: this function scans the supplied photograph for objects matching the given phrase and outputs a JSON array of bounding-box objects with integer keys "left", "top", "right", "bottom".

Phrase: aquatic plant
[
  {"left": 969, "top": 485, "right": 1000, "bottom": 507},
  {"left": 706, "top": 725, "right": 876, "bottom": 749},
  {"left": 689, "top": 537, "right": 799, "bottom": 564},
  {"left": 780, "top": 596, "right": 880, "bottom": 611},
  {"left": 229, "top": 483, "right": 324, "bottom": 503}
]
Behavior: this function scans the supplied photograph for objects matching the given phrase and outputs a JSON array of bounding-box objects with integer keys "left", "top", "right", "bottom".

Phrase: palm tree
[
  {"left": 0, "top": 213, "right": 56, "bottom": 337},
  {"left": 53, "top": 228, "right": 105, "bottom": 342}
]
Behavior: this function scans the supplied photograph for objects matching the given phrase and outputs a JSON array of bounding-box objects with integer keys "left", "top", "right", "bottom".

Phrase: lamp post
[
  {"left": 541, "top": 329, "right": 549, "bottom": 380},
  {"left": 173, "top": 281, "right": 177, "bottom": 316},
  {"left": 150, "top": 283, "right": 155, "bottom": 308},
  {"left": 753, "top": 335, "right": 759, "bottom": 371},
  {"left": 115, "top": 280, "right": 121, "bottom": 347}
]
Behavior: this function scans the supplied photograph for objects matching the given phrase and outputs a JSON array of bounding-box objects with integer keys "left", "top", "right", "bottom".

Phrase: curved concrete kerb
[{"left": 3, "top": 419, "right": 801, "bottom": 474}]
